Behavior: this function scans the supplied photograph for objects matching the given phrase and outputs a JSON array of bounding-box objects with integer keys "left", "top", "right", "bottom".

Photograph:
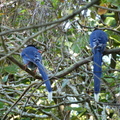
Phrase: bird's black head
[
  {"left": 27, "top": 45, "right": 38, "bottom": 49},
  {"left": 27, "top": 45, "right": 36, "bottom": 47}
]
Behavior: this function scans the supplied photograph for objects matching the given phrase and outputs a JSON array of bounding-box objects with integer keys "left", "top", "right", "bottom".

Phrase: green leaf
[
  {"left": 0, "top": 102, "right": 4, "bottom": 108},
  {"left": 51, "top": 0, "right": 59, "bottom": 9},
  {"left": 71, "top": 43, "right": 80, "bottom": 53},
  {"left": 40, "top": 1, "right": 45, "bottom": 5},
  {"left": 0, "top": 67, "right": 4, "bottom": 73},
  {"left": 110, "top": 35, "right": 120, "bottom": 46},
  {"left": 104, "top": 17, "right": 116, "bottom": 27},
  {"left": 20, "top": 9, "right": 26, "bottom": 13},
  {"left": 21, "top": 118, "right": 31, "bottom": 120},
  {"left": 2, "top": 75, "right": 8, "bottom": 82},
  {"left": 4, "top": 64, "right": 18, "bottom": 74},
  {"left": 105, "top": 78, "right": 114, "bottom": 83},
  {"left": 25, "top": 106, "right": 37, "bottom": 111}
]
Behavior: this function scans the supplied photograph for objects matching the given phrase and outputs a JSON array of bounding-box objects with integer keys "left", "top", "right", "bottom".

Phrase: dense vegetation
[{"left": 0, "top": 0, "right": 120, "bottom": 119}]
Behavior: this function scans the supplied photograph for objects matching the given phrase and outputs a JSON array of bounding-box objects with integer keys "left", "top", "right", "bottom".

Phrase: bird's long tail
[
  {"left": 36, "top": 62, "right": 52, "bottom": 101},
  {"left": 93, "top": 50, "right": 102, "bottom": 102}
]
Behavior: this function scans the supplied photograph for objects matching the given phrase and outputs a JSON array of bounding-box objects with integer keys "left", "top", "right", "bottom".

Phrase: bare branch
[
  {"left": 1, "top": 47, "right": 119, "bottom": 80},
  {"left": 2, "top": 81, "right": 43, "bottom": 120},
  {"left": 0, "top": 23, "right": 58, "bottom": 62},
  {"left": 0, "top": 0, "right": 98, "bottom": 36}
]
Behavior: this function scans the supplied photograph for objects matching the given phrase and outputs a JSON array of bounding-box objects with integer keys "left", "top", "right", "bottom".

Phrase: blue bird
[
  {"left": 89, "top": 30, "right": 108, "bottom": 101},
  {"left": 21, "top": 45, "right": 52, "bottom": 101}
]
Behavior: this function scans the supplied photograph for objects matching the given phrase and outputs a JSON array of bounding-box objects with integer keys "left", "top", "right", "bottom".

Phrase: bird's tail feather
[
  {"left": 48, "top": 91, "right": 52, "bottom": 101},
  {"left": 93, "top": 50, "right": 102, "bottom": 98},
  {"left": 35, "top": 62, "right": 52, "bottom": 100},
  {"left": 94, "top": 93, "right": 99, "bottom": 102}
]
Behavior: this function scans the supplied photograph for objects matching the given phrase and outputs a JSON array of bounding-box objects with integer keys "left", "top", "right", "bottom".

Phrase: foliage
[{"left": 0, "top": 0, "right": 120, "bottom": 119}]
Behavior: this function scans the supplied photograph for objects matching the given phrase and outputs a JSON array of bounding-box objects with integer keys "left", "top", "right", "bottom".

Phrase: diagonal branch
[
  {"left": 54, "top": 47, "right": 120, "bottom": 78},
  {"left": 6, "top": 47, "right": 120, "bottom": 80},
  {"left": 0, "top": 23, "right": 58, "bottom": 62}
]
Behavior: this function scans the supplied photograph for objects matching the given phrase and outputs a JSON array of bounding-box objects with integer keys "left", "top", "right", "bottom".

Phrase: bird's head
[{"left": 27, "top": 45, "right": 42, "bottom": 53}]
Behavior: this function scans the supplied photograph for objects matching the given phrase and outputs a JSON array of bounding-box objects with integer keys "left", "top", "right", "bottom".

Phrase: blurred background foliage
[{"left": 0, "top": 0, "right": 120, "bottom": 119}]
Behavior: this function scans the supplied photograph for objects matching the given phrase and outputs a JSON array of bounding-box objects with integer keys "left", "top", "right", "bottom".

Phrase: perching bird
[
  {"left": 21, "top": 45, "right": 52, "bottom": 101},
  {"left": 89, "top": 30, "right": 108, "bottom": 101}
]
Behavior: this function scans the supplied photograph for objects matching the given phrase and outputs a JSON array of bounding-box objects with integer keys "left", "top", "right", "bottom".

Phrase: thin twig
[
  {"left": 87, "top": 100, "right": 99, "bottom": 120},
  {"left": 2, "top": 81, "right": 43, "bottom": 120},
  {"left": 0, "top": 0, "right": 98, "bottom": 36},
  {"left": 0, "top": 23, "right": 58, "bottom": 62}
]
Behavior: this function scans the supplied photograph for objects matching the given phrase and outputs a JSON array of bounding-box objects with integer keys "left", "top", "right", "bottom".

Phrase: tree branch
[
  {"left": 2, "top": 81, "right": 43, "bottom": 120},
  {"left": 0, "top": 0, "right": 98, "bottom": 36},
  {"left": 0, "top": 23, "right": 58, "bottom": 62},
  {"left": 4, "top": 47, "right": 120, "bottom": 81},
  {"left": 94, "top": 4, "right": 120, "bottom": 13},
  {"left": 54, "top": 47, "right": 120, "bottom": 78}
]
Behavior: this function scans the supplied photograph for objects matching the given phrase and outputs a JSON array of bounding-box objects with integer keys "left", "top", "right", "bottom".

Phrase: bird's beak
[{"left": 38, "top": 50, "right": 42, "bottom": 53}]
